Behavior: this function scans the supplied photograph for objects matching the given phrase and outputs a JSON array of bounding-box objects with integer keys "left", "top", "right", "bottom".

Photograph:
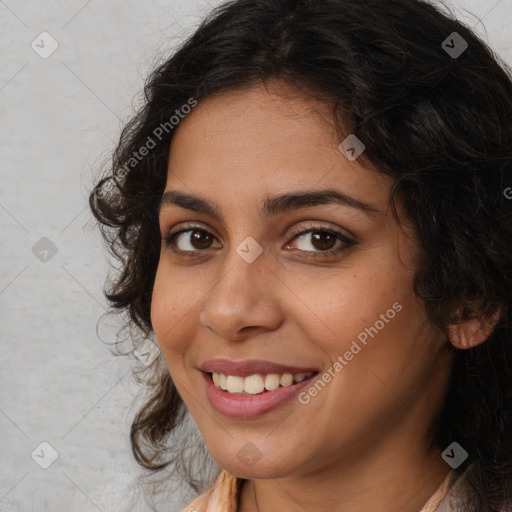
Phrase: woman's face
[{"left": 151, "top": 82, "right": 453, "bottom": 480}]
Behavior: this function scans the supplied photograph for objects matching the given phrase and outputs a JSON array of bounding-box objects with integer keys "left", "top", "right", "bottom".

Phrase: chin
[{"left": 208, "top": 442, "right": 301, "bottom": 480}]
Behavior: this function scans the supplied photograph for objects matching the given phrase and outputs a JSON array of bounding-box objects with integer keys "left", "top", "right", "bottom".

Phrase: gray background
[{"left": 1, "top": 1, "right": 511, "bottom": 511}]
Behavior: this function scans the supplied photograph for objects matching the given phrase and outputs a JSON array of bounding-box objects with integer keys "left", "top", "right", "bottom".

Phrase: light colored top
[{"left": 181, "top": 465, "right": 472, "bottom": 512}]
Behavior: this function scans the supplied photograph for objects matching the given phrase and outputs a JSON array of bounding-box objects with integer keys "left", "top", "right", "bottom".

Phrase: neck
[{"left": 239, "top": 430, "right": 452, "bottom": 512}]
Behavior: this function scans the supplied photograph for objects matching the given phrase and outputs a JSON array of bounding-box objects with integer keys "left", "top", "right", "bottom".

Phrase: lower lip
[{"left": 202, "top": 372, "right": 317, "bottom": 418}]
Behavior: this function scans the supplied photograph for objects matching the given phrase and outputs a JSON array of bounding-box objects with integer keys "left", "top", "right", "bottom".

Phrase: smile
[
  {"left": 199, "top": 359, "right": 319, "bottom": 418},
  {"left": 211, "top": 371, "right": 315, "bottom": 394}
]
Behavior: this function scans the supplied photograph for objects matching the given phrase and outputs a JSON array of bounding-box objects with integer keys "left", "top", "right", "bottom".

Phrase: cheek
[
  {"left": 150, "top": 262, "right": 191, "bottom": 360},
  {"left": 150, "top": 266, "right": 170, "bottom": 342},
  {"left": 295, "top": 256, "right": 407, "bottom": 350}
]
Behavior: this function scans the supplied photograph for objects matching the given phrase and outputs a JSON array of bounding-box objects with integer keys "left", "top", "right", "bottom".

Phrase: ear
[{"left": 448, "top": 309, "right": 502, "bottom": 350}]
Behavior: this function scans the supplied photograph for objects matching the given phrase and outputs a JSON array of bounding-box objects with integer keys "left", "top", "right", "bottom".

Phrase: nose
[{"left": 198, "top": 249, "right": 283, "bottom": 342}]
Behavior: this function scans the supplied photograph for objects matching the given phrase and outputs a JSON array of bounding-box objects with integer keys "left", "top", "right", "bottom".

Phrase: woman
[{"left": 90, "top": 0, "right": 512, "bottom": 510}]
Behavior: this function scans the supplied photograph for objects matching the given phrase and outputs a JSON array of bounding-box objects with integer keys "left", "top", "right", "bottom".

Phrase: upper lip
[{"left": 200, "top": 359, "right": 319, "bottom": 377}]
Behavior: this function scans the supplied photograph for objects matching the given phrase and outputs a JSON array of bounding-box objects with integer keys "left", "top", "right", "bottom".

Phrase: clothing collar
[{"left": 182, "top": 465, "right": 471, "bottom": 512}]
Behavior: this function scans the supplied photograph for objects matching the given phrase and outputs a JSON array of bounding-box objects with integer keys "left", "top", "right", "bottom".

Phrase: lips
[
  {"left": 199, "top": 359, "right": 319, "bottom": 418},
  {"left": 200, "top": 358, "right": 318, "bottom": 377}
]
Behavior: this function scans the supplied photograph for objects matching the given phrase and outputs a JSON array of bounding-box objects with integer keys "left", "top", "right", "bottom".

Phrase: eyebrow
[{"left": 158, "top": 188, "right": 381, "bottom": 220}]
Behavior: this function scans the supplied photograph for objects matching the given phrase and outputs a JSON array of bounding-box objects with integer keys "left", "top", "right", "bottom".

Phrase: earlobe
[{"left": 448, "top": 309, "right": 501, "bottom": 350}]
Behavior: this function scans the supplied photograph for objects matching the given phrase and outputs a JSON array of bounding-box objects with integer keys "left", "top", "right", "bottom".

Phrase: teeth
[
  {"left": 280, "top": 373, "right": 294, "bottom": 386},
  {"left": 211, "top": 371, "right": 314, "bottom": 395},
  {"left": 244, "top": 374, "right": 265, "bottom": 394},
  {"left": 219, "top": 373, "right": 227, "bottom": 390},
  {"left": 226, "top": 375, "right": 244, "bottom": 393},
  {"left": 264, "top": 374, "right": 280, "bottom": 391}
]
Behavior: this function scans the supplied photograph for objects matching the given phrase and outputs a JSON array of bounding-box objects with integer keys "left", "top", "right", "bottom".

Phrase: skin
[{"left": 151, "top": 81, "right": 456, "bottom": 512}]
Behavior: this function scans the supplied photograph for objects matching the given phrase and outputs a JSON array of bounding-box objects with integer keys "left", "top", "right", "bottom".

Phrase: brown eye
[
  {"left": 289, "top": 227, "right": 353, "bottom": 256},
  {"left": 165, "top": 228, "right": 219, "bottom": 252},
  {"left": 309, "top": 232, "right": 337, "bottom": 251},
  {"left": 163, "top": 223, "right": 355, "bottom": 259},
  {"left": 189, "top": 230, "right": 213, "bottom": 249}
]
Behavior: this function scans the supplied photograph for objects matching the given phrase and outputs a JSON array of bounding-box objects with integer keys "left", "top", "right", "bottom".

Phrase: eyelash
[{"left": 162, "top": 223, "right": 356, "bottom": 259}]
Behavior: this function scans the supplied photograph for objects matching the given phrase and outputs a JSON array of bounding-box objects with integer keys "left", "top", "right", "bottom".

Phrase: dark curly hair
[{"left": 89, "top": 0, "right": 512, "bottom": 509}]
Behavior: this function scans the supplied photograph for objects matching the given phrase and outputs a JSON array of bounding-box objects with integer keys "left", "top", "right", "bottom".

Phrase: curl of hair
[{"left": 89, "top": 0, "right": 512, "bottom": 509}]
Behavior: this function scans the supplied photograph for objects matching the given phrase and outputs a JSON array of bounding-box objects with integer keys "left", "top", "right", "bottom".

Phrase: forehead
[
  {"left": 170, "top": 81, "right": 339, "bottom": 162},
  {"left": 165, "top": 82, "right": 392, "bottom": 215}
]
